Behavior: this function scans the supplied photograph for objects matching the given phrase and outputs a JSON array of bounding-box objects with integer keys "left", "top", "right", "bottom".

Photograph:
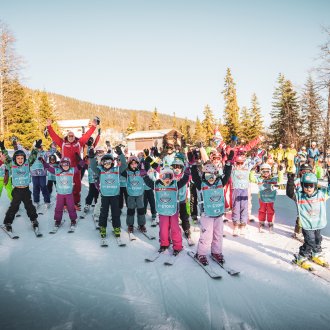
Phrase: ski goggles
[
  {"left": 300, "top": 170, "right": 311, "bottom": 175},
  {"left": 211, "top": 156, "right": 221, "bottom": 161},
  {"left": 235, "top": 161, "right": 244, "bottom": 165},
  {"left": 160, "top": 173, "right": 173, "bottom": 180},
  {"left": 172, "top": 164, "right": 183, "bottom": 169},
  {"left": 303, "top": 183, "right": 315, "bottom": 188},
  {"left": 261, "top": 170, "right": 270, "bottom": 174},
  {"left": 205, "top": 173, "right": 216, "bottom": 181},
  {"left": 61, "top": 162, "right": 70, "bottom": 167},
  {"left": 102, "top": 160, "right": 113, "bottom": 165}
]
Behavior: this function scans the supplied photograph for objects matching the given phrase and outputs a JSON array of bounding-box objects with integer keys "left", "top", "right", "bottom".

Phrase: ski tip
[{"left": 12, "top": 236, "right": 20, "bottom": 239}]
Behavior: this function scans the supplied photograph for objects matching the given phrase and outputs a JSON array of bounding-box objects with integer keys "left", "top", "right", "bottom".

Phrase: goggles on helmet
[
  {"left": 205, "top": 173, "right": 216, "bottom": 181},
  {"left": 160, "top": 173, "right": 173, "bottom": 180}
]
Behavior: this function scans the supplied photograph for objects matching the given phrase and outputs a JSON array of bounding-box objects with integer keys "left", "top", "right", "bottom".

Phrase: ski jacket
[
  {"left": 224, "top": 136, "right": 261, "bottom": 163},
  {"left": 47, "top": 124, "right": 96, "bottom": 167}
]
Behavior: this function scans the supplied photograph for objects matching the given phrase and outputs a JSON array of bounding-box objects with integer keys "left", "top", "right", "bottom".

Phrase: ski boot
[
  {"left": 31, "top": 220, "right": 39, "bottom": 229},
  {"left": 239, "top": 223, "right": 246, "bottom": 235},
  {"left": 259, "top": 221, "right": 266, "bottom": 233},
  {"left": 268, "top": 222, "right": 274, "bottom": 233},
  {"left": 55, "top": 221, "right": 61, "bottom": 227},
  {"left": 173, "top": 249, "right": 182, "bottom": 256},
  {"left": 100, "top": 226, "right": 107, "bottom": 239},
  {"left": 195, "top": 253, "right": 209, "bottom": 266},
  {"left": 311, "top": 253, "right": 329, "bottom": 268},
  {"left": 158, "top": 246, "right": 168, "bottom": 253},
  {"left": 294, "top": 254, "right": 314, "bottom": 271},
  {"left": 5, "top": 223, "right": 12, "bottom": 232},
  {"left": 75, "top": 203, "right": 81, "bottom": 211},
  {"left": 184, "top": 230, "right": 191, "bottom": 239},
  {"left": 138, "top": 225, "right": 147, "bottom": 233},
  {"left": 211, "top": 252, "right": 225, "bottom": 264},
  {"left": 113, "top": 227, "right": 121, "bottom": 237},
  {"left": 71, "top": 220, "right": 77, "bottom": 226},
  {"left": 232, "top": 223, "right": 239, "bottom": 236},
  {"left": 128, "top": 225, "right": 134, "bottom": 233},
  {"left": 84, "top": 204, "right": 90, "bottom": 213}
]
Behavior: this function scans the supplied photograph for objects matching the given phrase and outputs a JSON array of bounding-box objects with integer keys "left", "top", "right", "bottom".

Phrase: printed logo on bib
[
  {"left": 60, "top": 178, "right": 69, "bottom": 185},
  {"left": 16, "top": 169, "right": 27, "bottom": 176},
  {"left": 160, "top": 192, "right": 172, "bottom": 203},
  {"left": 105, "top": 178, "right": 116, "bottom": 185},
  {"left": 209, "top": 192, "right": 222, "bottom": 203}
]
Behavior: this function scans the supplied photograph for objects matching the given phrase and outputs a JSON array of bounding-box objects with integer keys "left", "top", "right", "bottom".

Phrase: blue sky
[{"left": 1, "top": 0, "right": 329, "bottom": 126}]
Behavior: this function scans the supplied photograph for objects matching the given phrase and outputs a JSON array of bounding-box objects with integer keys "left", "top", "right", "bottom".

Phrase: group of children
[{"left": 0, "top": 129, "right": 329, "bottom": 269}]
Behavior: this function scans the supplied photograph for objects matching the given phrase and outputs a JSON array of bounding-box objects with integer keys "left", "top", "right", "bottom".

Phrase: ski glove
[
  {"left": 144, "top": 148, "right": 149, "bottom": 157},
  {"left": 88, "top": 148, "right": 96, "bottom": 158},
  {"left": 87, "top": 137, "right": 94, "bottom": 147},
  {"left": 115, "top": 145, "right": 122, "bottom": 155},
  {"left": 35, "top": 139, "right": 43, "bottom": 149},
  {"left": 0, "top": 140, "right": 5, "bottom": 151},
  {"left": 227, "top": 150, "right": 235, "bottom": 161}
]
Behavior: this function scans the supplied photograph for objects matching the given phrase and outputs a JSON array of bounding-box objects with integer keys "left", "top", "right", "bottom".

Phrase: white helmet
[
  {"left": 159, "top": 166, "right": 174, "bottom": 180},
  {"left": 260, "top": 163, "right": 271, "bottom": 171},
  {"left": 202, "top": 163, "right": 218, "bottom": 174}
]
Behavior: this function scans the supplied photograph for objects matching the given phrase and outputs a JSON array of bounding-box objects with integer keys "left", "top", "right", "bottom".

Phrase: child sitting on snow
[{"left": 287, "top": 172, "right": 329, "bottom": 269}]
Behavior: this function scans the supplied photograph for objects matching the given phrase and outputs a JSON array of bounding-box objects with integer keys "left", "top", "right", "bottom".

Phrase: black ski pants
[
  {"left": 4, "top": 187, "right": 38, "bottom": 224},
  {"left": 299, "top": 228, "right": 322, "bottom": 257},
  {"left": 99, "top": 195, "right": 121, "bottom": 229},
  {"left": 85, "top": 183, "right": 99, "bottom": 206}
]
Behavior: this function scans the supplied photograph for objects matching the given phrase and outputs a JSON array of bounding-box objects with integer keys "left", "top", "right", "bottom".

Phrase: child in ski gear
[
  {"left": 287, "top": 172, "right": 329, "bottom": 269},
  {"left": 231, "top": 154, "right": 260, "bottom": 235},
  {"left": 143, "top": 148, "right": 158, "bottom": 222},
  {"left": 3, "top": 147, "right": 39, "bottom": 232},
  {"left": 250, "top": 163, "right": 279, "bottom": 232},
  {"left": 171, "top": 157, "right": 191, "bottom": 239},
  {"left": 143, "top": 165, "right": 190, "bottom": 254},
  {"left": 46, "top": 154, "right": 59, "bottom": 197},
  {"left": 31, "top": 139, "right": 54, "bottom": 208},
  {"left": 190, "top": 150, "right": 233, "bottom": 266},
  {"left": 41, "top": 156, "right": 81, "bottom": 227},
  {"left": 307, "top": 142, "right": 320, "bottom": 169},
  {"left": 291, "top": 163, "right": 313, "bottom": 239},
  {"left": 83, "top": 155, "right": 99, "bottom": 212},
  {"left": 0, "top": 144, "right": 12, "bottom": 201},
  {"left": 89, "top": 146, "right": 127, "bottom": 239},
  {"left": 121, "top": 155, "right": 147, "bottom": 233},
  {"left": 285, "top": 143, "right": 297, "bottom": 174}
]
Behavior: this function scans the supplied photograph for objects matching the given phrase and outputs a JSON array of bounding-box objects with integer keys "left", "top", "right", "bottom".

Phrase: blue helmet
[{"left": 301, "top": 173, "right": 317, "bottom": 184}]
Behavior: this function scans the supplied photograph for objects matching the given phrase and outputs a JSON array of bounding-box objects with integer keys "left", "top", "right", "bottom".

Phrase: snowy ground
[{"left": 1, "top": 180, "right": 330, "bottom": 330}]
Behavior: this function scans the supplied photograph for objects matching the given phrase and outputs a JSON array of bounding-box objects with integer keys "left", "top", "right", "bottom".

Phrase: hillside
[{"left": 46, "top": 92, "right": 195, "bottom": 134}]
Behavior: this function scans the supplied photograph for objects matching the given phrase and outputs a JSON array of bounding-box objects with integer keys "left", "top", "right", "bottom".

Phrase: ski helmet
[
  {"left": 235, "top": 155, "right": 246, "bottom": 164},
  {"left": 299, "top": 163, "right": 313, "bottom": 173},
  {"left": 202, "top": 163, "right": 218, "bottom": 174},
  {"left": 159, "top": 166, "right": 174, "bottom": 180},
  {"left": 210, "top": 149, "right": 221, "bottom": 160},
  {"left": 171, "top": 158, "right": 184, "bottom": 167},
  {"left": 301, "top": 172, "right": 317, "bottom": 185},
  {"left": 260, "top": 163, "right": 271, "bottom": 172},
  {"left": 60, "top": 157, "right": 71, "bottom": 168},
  {"left": 13, "top": 150, "right": 26, "bottom": 165},
  {"left": 49, "top": 154, "right": 57, "bottom": 163},
  {"left": 100, "top": 153, "right": 114, "bottom": 166},
  {"left": 128, "top": 155, "right": 139, "bottom": 164}
]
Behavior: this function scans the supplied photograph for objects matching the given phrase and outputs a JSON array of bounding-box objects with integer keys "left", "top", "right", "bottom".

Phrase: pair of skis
[
  {"left": 128, "top": 226, "right": 156, "bottom": 241},
  {"left": 187, "top": 251, "right": 240, "bottom": 279},
  {"left": 145, "top": 250, "right": 182, "bottom": 266},
  {"left": 49, "top": 220, "right": 76, "bottom": 234},
  {"left": 100, "top": 233, "right": 127, "bottom": 248},
  {"left": 1, "top": 224, "right": 43, "bottom": 239}
]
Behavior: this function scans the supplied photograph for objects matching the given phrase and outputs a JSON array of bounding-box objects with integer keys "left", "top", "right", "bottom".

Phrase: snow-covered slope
[{"left": 0, "top": 182, "right": 330, "bottom": 330}]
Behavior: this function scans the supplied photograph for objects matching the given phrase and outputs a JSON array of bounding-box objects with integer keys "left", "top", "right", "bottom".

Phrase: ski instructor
[{"left": 46, "top": 116, "right": 100, "bottom": 210}]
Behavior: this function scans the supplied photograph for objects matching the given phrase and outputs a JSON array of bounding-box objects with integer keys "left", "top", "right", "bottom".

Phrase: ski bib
[
  {"left": 155, "top": 181, "right": 178, "bottom": 216},
  {"left": 55, "top": 168, "right": 74, "bottom": 194},
  {"left": 232, "top": 168, "right": 250, "bottom": 189},
  {"left": 201, "top": 180, "right": 224, "bottom": 217},
  {"left": 99, "top": 167, "right": 120, "bottom": 196},
  {"left": 12, "top": 162, "right": 30, "bottom": 187},
  {"left": 127, "top": 170, "right": 144, "bottom": 196}
]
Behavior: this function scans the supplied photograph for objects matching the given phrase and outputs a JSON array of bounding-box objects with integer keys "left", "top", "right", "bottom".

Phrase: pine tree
[
  {"left": 149, "top": 107, "right": 160, "bottom": 130},
  {"left": 5, "top": 79, "right": 38, "bottom": 148},
  {"left": 202, "top": 104, "right": 216, "bottom": 145},
  {"left": 270, "top": 74, "right": 302, "bottom": 146},
  {"left": 193, "top": 117, "right": 206, "bottom": 144},
  {"left": 249, "top": 93, "right": 264, "bottom": 140},
  {"left": 180, "top": 117, "right": 192, "bottom": 146},
  {"left": 300, "top": 75, "right": 324, "bottom": 146},
  {"left": 222, "top": 68, "right": 240, "bottom": 142},
  {"left": 126, "top": 111, "right": 138, "bottom": 135},
  {"left": 239, "top": 106, "right": 253, "bottom": 143}
]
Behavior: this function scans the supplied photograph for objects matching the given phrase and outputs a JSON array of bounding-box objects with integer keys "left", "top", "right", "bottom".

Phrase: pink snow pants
[
  {"left": 159, "top": 212, "right": 183, "bottom": 251},
  {"left": 197, "top": 215, "right": 223, "bottom": 256},
  {"left": 258, "top": 200, "right": 275, "bottom": 223}
]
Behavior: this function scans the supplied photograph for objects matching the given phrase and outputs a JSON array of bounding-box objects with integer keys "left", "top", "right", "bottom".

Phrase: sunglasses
[
  {"left": 303, "top": 183, "right": 315, "bottom": 188},
  {"left": 68, "top": 135, "right": 74, "bottom": 138},
  {"left": 236, "top": 162, "right": 244, "bottom": 165}
]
